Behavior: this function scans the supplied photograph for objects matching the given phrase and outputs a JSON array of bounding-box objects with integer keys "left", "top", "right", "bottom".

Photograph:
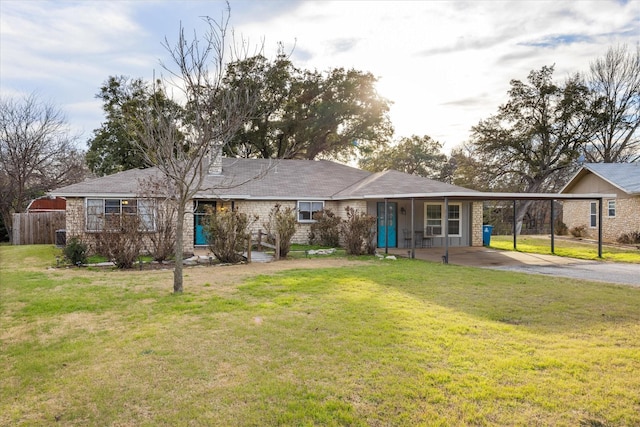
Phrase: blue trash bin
[{"left": 482, "top": 225, "right": 493, "bottom": 246}]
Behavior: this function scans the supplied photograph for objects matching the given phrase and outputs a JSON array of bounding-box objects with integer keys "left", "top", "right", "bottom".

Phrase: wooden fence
[{"left": 12, "top": 212, "right": 66, "bottom": 245}]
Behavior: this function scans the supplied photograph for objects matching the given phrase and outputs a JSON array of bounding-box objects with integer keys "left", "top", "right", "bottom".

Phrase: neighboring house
[
  {"left": 50, "top": 157, "right": 484, "bottom": 255},
  {"left": 561, "top": 163, "right": 640, "bottom": 242}
]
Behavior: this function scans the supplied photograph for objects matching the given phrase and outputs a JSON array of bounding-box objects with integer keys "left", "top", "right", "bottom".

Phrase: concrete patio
[{"left": 384, "top": 246, "right": 592, "bottom": 267}]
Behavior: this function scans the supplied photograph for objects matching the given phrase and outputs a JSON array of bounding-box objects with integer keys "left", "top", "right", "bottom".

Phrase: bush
[
  {"left": 94, "top": 215, "right": 143, "bottom": 269},
  {"left": 203, "top": 208, "right": 255, "bottom": 263},
  {"left": 340, "top": 206, "right": 376, "bottom": 255},
  {"left": 309, "top": 208, "right": 341, "bottom": 247},
  {"left": 63, "top": 236, "right": 88, "bottom": 266},
  {"left": 617, "top": 231, "right": 640, "bottom": 245},
  {"left": 570, "top": 224, "right": 588, "bottom": 238},
  {"left": 137, "top": 177, "right": 176, "bottom": 262},
  {"left": 554, "top": 220, "right": 568, "bottom": 236},
  {"left": 264, "top": 204, "right": 297, "bottom": 258}
]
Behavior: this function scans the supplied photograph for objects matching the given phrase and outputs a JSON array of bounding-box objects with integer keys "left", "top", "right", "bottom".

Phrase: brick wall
[
  {"left": 235, "top": 199, "right": 369, "bottom": 245},
  {"left": 66, "top": 197, "right": 194, "bottom": 255},
  {"left": 471, "top": 201, "right": 483, "bottom": 246},
  {"left": 563, "top": 196, "right": 640, "bottom": 242}
]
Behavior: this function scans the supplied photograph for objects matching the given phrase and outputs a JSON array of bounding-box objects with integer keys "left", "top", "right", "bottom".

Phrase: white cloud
[{"left": 1, "top": 0, "right": 637, "bottom": 151}]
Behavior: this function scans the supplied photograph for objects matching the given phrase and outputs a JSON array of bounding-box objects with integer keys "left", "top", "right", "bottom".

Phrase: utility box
[{"left": 55, "top": 229, "right": 66, "bottom": 247}]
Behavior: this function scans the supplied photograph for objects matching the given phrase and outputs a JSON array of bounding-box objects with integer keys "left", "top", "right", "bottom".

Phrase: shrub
[
  {"left": 554, "top": 220, "right": 568, "bottom": 236},
  {"left": 137, "top": 177, "right": 176, "bottom": 262},
  {"left": 141, "top": 199, "right": 176, "bottom": 263},
  {"left": 264, "top": 204, "right": 297, "bottom": 258},
  {"left": 203, "top": 208, "right": 255, "bottom": 263},
  {"left": 340, "top": 206, "right": 376, "bottom": 255},
  {"left": 569, "top": 224, "right": 588, "bottom": 238},
  {"left": 309, "top": 208, "right": 341, "bottom": 247},
  {"left": 63, "top": 236, "right": 88, "bottom": 266},
  {"left": 94, "top": 215, "right": 144, "bottom": 269},
  {"left": 617, "top": 231, "right": 640, "bottom": 245}
]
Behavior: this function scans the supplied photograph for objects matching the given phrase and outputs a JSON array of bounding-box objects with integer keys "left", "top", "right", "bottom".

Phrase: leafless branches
[{"left": 0, "top": 93, "right": 86, "bottom": 241}]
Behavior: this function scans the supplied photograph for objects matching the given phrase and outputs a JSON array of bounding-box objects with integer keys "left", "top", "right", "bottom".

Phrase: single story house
[
  {"left": 50, "top": 157, "right": 486, "bottom": 256},
  {"left": 560, "top": 163, "right": 640, "bottom": 243}
]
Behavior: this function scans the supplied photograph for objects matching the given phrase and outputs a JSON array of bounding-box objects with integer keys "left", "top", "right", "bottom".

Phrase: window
[
  {"left": 447, "top": 204, "right": 461, "bottom": 236},
  {"left": 86, "top": 198, "right": 155, "bottom": 232},
  {"left": 425, "top": 204, "right": 442, "bottom": 235},
  {"left": 424, "top": 203, "right": 461, "bottom": 236},
  {"left": 590, "top": 202, "right": 597, "bottom": 228},
  {"left": 607, "top": 200, "right": 616, "bottom": 218},
  {"left": 298, "top": 201, "right": 324, "bottom": 222}
]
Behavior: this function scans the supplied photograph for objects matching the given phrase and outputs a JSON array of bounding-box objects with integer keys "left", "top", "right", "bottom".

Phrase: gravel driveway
[{"left": 487, "top": 261, "right": 640, "bottom": 287}]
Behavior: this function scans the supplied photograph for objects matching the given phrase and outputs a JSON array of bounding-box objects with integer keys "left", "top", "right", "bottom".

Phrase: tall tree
[
  {"left": 86, "top": 76, "right": 182, "bottom": 176},
  {"left": 359, "top": 135, "right": 447, "bottom": 180},
  {"left": 586, "top": 44, "right": 640, "bottom": 162},
  {"left": 470, "top": 66, "right": 596, "bottom": 233},
  {"left": 223, "top": 55, "right": 393, "bottom": 161},
  {"left": 135, "top": 10, "right": 260, "bottom": 293},
  {"left": 0, "top": 93, "right": 87, "bottom": 241}
]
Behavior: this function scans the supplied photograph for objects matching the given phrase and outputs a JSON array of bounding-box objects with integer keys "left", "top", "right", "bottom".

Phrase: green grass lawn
[
  {"left": 490, "top": 235, "right": 640, "bottom": 263},
  {"left": 1, "top": 245, "right": 639, "bottom": 426}
]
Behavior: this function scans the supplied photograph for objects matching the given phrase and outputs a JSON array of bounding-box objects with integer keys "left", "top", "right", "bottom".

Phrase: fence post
[
  {"left": 246, "top": 235, "right": 252, "bottom": 263},
  {"left": 275, "top": 233, "right": 280, "bottom": 261},
  {"left": 257, "top": 229, "right": 263, "bottom": 251}
]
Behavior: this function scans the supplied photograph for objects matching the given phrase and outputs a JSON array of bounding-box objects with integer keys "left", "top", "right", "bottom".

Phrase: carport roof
[{"left": 359, "top": 191, "right": 616, "bottom": 201}]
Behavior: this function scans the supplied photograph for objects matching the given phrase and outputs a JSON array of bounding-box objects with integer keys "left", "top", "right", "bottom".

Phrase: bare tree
[
  {"left": 0, "top": 93, "right": 87, "bottom": 241},
  {"left": 135, "top": 8, "right": 261, "bottom": 293},
  {"left": 586, "top": 44, "right": 640, "bottom": 163}
]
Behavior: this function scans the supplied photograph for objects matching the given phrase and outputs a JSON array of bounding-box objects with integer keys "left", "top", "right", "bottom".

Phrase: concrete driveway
[{"left": 387, "top": 247, "right": 640, "bottom": 286}]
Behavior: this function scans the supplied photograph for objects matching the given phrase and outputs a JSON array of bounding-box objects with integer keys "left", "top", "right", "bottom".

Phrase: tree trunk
[
  {"left": 173, "top": 204, "right": 185, "bottom": 293},
  {"left": 514, "top": 199, "right": 533, "bottom": 236}
]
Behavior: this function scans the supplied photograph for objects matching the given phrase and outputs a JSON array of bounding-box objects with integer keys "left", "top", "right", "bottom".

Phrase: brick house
[
  {"left": 50, "top": 158, "right": 484, "bottom": 255},
  {"left": 560, "top": 163, "right": 640, "bottom": 242}
]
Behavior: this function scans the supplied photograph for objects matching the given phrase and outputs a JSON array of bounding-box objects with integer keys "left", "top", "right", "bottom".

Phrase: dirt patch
[{"left": 182, "top": 257, "right": 371, "bottom": 289}]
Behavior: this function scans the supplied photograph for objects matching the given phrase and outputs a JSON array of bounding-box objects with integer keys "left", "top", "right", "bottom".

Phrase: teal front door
[
  {"left": 377, "top": 202, "right": 397, "bottom": 248},
  {"left": 194, "top": 201, "right": 216, "bottom": 246}
]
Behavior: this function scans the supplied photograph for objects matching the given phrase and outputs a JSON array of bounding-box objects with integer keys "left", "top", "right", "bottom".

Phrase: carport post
[
  {"left": 513, "top": 200, "right": 517, "bottom": 249},
  {"left": 550, "top": 199, "right": 555, "bottom": 254},
  {"left": 384, "top": 199, "right": 389, "bottom": 254},
  {"left": 443, "top": 197, "right": 449, "bottom": 264},
  {"left": 411, "top": 198, "right": 415, "bottom": 259},
  {"left": 598, "top": 198, "right": 603, "bottom": 258}
]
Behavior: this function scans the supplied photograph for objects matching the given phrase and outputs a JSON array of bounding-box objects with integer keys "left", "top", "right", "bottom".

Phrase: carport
[{"left": 372, "top": 191, "right": 616, "bottom": 264}]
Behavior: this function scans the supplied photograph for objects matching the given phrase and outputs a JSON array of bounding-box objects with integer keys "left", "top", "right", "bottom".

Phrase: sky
[{"left": 1, "top": 0, "right": 638, "bottom": 153}]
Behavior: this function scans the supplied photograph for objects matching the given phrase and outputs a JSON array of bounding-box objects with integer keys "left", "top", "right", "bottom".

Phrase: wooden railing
[{"left": 246, "top": 229, "right": 281, "bottom": 262}]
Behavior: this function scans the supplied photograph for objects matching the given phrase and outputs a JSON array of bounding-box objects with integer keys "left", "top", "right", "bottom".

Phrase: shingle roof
[
  {"left": 333, "top": 169, "right": 474, "bottom": 198},
  {"left": 562, "top": 163, "right": 640, "bottom": 195},
  {"left": 50, "top": 158, "right": 475, "bottom": 200}
]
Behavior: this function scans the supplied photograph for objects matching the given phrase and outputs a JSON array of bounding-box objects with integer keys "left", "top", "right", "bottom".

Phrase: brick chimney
[{"left": 208, "top": 142, "right": 223, "bottom": 175}]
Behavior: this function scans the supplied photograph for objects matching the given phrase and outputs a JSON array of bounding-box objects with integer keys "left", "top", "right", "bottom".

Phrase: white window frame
[
  {"left": 297, "top": 201, "right": 324, "bottom": 223},
  {"left": 589, "top": 201, "right": 597, "bottom": 228},
  {"left": 86, "top": 198, "right": 155, "bottom": 232},
  {"left": 424, "top": 203, "right": 462, "bottom": 237},
  {"left": 607, "top": 200, "right": 616, "bottom": 218}
]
